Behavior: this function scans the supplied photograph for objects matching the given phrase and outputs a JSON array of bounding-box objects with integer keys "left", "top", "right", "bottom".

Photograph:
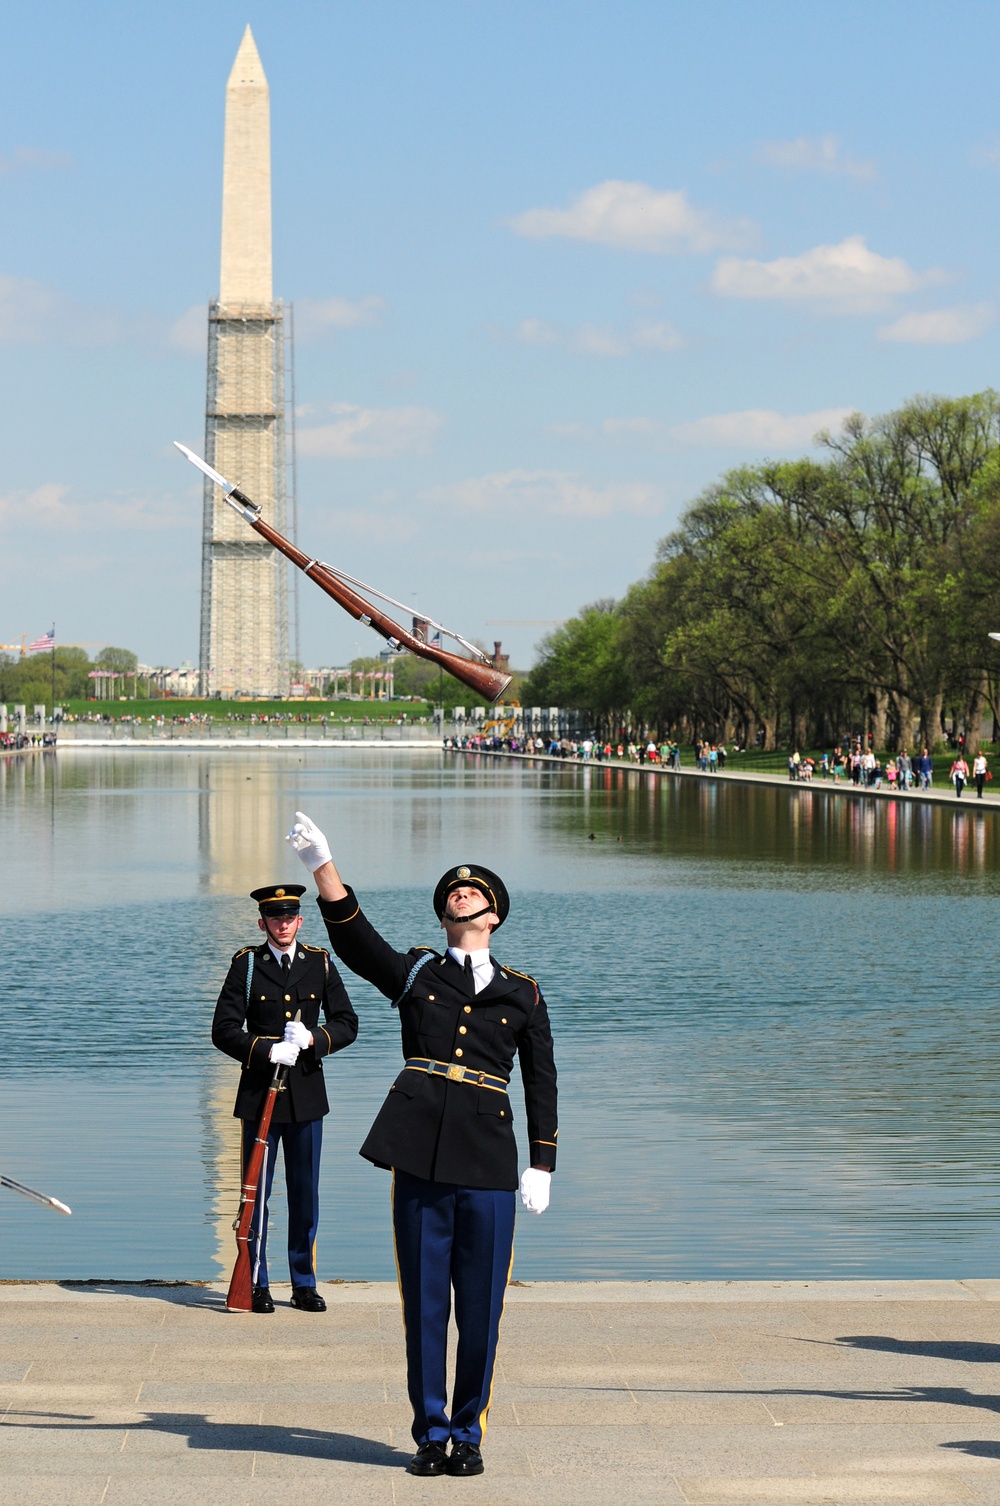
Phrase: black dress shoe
[
  {"left": 290, "top": 1286, "right": 326, "bottom": 1312},
  {"left": 408, "top": 1440, "right": 448, "bottom": 1476},
  {"left": 251, "top": 1285, "right": 274, "bottom": 1314},
  {"left": 447, "top": 1441, "right": 484, "bottom": 1476}
]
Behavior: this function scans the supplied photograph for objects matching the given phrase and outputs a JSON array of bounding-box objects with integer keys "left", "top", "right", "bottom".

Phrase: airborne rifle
[
  {"left": 174, "top": 443, "right": 512, "bottom": 703},
  {"left": 226, "top": 1010, "right": 300, "bottom": 1313}
]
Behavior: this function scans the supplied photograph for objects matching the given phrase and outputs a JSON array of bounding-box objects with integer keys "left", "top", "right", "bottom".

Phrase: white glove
[
  {"left": 284, "top": 1020, "right": 313, "bottom": 1050},
  {"left": 286, "top": 810, "right": 333, "bottom": 873},
  {"left": 519, "top": 1168, "right": 551, "bottom": 1215},
  {"left": 269, "top": 1041, "right": 300, "bottom": 1067}
]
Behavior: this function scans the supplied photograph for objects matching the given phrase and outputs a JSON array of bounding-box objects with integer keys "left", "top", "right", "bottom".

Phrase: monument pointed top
[
  {"left": 220, "top": 23, "right": 271, "bottom": 304},
  {"left": 228, "top": 25, "right": 267, "bottom": 89}
]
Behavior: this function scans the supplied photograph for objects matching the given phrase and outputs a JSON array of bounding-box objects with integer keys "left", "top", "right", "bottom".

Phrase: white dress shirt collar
[
  {"left": 268, "top": 940, "right": 298, "bottom": 967},
  {"left": 447, "top": 946, "right": 494, "bottom": 994}
]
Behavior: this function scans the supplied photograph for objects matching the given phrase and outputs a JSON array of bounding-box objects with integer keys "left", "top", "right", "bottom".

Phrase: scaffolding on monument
[{"left": 199, "top": 299, "right": 294, "bottom": 698}]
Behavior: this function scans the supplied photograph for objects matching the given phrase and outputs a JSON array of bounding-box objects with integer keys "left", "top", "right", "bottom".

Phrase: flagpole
[{"left": 50, "top": 622, "right": 56, "bottom": 723}]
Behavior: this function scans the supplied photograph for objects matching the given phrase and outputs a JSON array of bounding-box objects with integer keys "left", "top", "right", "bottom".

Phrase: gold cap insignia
[
  {"left": 456, "top": 866, "right": 471, "bottom": 880},
  {"left": 275, "top": 888, "right": 285, "bottom": 897}
]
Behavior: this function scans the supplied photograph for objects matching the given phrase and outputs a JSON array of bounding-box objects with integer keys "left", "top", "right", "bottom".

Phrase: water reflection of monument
[
  {"left": 197, "top": 757, "right": 281, "bottom": 895},
  {"left": 196, "top": 754, "right": 284, "bottom": 1276}
]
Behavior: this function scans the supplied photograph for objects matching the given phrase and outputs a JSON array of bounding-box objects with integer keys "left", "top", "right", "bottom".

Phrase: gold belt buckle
[{"left": 446, "top": 1064, "right": 465, "bottom": 1082}]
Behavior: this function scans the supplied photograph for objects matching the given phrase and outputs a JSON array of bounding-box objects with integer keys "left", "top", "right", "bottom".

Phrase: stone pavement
[{"left": 6, "top": 1280, "right": 1000, "bottom": 1505}]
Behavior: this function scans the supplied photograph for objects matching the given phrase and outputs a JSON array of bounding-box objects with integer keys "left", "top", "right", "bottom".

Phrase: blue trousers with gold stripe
[
  {"left": 392, "top": 1169, "right": 516, "bottom": 1447},
  {"left": 242, "top": 1118, "right": 322, "bottom": 1289}
]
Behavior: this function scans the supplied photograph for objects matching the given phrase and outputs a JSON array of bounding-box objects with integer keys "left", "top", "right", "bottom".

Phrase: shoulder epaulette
[
  {"left": 502, "top": 964, "right": 541, "bottom": 1002},
  {"left": 301, "top": 943, "right": 329, "bottom": 954},
  {"left": 413, "top": 945, "right": 437, "bottom": 955},
  {"left": 502, "top": 963, "right": 537, "bottom": 987},
  {"left": 232, "top": 945, "right": 253, "bottom": 961}
]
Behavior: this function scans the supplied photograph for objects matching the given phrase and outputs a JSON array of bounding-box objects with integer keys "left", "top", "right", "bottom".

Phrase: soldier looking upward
[
  {"left": 287, "top": 812, "right": 558, "bottom": 1479},
  {"left": 212, "top": 883, "right": 358, "bottom": 1313}
]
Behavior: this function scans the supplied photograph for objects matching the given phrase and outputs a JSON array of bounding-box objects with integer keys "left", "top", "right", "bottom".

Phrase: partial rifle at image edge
[{"left": 0, "top": 1175, "right": 71, "bottom": 1216}]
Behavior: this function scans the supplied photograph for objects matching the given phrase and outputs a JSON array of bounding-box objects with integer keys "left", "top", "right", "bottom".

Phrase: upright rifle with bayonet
[{"left": 174, "top": 443, "right": 512, "bottom": 703}]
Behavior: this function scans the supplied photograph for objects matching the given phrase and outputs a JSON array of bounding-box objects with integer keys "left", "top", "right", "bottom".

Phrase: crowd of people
[
  {"left": 0, "top": 731, "right": 56, "bottom": 750},
  {"left": 445, "top": 733, "right": 994, "bottom": 800},
  {"left": 788, "top": 743, "right": 991, "bottom": 799}
]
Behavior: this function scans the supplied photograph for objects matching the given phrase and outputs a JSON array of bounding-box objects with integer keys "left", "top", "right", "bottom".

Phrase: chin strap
[{"left": 442, "top": 905, "right": 493, "bottom": 925}]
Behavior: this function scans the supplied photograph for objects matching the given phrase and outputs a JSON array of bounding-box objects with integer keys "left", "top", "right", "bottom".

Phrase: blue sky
[{"left": 4, "top": 0, "right": 1000, "bottom": 671}]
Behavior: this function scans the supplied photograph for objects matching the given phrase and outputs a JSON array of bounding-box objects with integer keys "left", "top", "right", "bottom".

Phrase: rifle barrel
[
  {"left": 173, "top": 443, "right": 511, "bottom": 702},
  {"left": 246, "top": 513, "right": 511, "bottom": 702}
]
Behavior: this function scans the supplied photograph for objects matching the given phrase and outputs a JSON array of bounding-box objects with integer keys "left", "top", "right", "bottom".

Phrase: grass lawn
[{"left": 60, "top": 698, "right": 434, "bottom": 721}]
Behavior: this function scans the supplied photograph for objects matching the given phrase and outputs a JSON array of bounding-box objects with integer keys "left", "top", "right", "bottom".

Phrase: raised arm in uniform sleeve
[
  {"left": 212, "top": 950, "right": 274, "bottom": 1073},
  {"left": 317, "top": 887, "right": 413, "bottom": 1001},
  {"left": 517, "top": 987, "right": 559, "bottom": 1172},
  {"left": 311, "top": 953, "right": 359, "bottom": 1059}
]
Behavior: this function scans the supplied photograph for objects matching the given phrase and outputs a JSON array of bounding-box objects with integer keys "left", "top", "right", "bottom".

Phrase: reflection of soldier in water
[
  {"left": 212, "top": 883, "right": 358, "bottom": 1313},
  {"left": 288, "top": 811, "right": 558, "bottom": 1480}
]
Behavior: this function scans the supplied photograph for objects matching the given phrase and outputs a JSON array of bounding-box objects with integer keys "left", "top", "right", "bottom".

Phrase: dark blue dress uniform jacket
[
  {"left": 317, "top": 889, "right": 558, "bottom": 1190},
  {"left": 212, "top": 941, "right": 358, "bottom": 1123}
]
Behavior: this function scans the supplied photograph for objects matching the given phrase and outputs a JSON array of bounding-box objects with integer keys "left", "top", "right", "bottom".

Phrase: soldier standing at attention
[
  {"left": 212, "top": 883, "right": 358, "bottom": 1314},
  {"left": 287, "top": 812, "right": 557, "bottom": 1479}
]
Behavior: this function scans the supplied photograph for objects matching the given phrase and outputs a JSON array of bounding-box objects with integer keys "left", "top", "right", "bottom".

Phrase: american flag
[{"left": 27, "top": 629, "right": 55, "bottom": 654}]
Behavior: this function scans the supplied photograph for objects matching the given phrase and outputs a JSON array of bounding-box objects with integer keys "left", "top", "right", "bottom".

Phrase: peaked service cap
[
  {"left": 250, "top": 883, "right": 306, "bottom": 916},
  {"left": 433, "top": 865, "right": 509, "bottom": 927}
]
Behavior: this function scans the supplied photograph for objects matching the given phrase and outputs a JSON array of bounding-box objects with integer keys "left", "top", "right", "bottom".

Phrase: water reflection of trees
[{"left": 565, "top": 767, "right": 1000, "bottom": 890}]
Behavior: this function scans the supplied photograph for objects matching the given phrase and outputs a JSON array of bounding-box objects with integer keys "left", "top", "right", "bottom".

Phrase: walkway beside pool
[{"left": 4, "top": 1278, "right": 1000, "bottom": 1504}]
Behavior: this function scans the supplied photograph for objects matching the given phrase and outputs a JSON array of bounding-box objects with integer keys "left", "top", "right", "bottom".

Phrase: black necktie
[
  {"left": 281, "top": 954, "right": 291, "bottom": 978},
  {"left": 464, "top": 955, "right": 474, "bottom": 987}
]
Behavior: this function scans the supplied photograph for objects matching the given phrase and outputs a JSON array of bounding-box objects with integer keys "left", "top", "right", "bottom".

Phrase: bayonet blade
[{"left": 173, "top": 441, "right": 236, "bottom": 496}]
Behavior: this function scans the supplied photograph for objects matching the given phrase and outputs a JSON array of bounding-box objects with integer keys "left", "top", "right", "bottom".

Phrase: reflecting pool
[{"left": 3, "top": 747, "right": 999, "bottom": 1281}]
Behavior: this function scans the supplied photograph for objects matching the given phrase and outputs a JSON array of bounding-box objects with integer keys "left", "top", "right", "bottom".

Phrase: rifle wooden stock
[
  {"left": 245, "top": 511, "right": 512, "bottom": 703},
  {"left": 226, "top": 1012, "right": 300, "bottom": 1313}
]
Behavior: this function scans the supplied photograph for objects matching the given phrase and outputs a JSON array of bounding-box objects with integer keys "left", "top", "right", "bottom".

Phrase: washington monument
[{"left": 199, "top": 26, "right": 289, "bottom": 699}]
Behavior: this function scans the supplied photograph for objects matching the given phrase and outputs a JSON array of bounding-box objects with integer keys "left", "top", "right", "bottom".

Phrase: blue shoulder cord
[
  {"left": 245, "top": 951, "right": 254, "bottom": 1008},
  {"left": 391, "top": 952, "right": 434, "bottom": 1008}
]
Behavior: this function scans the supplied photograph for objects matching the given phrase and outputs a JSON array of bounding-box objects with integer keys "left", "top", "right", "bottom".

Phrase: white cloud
[
  {"left": 514, "top": 318, "right": 561, "bottom": 347},
  {"left": 168, "top": 304, "right": 206, "bottom": 354},
  {"left": 513, "top": 316, "right": 685, "bottom": 357},
  {"left": 0, "top": 483, "right": 190, "bottom": 532},
  {"left": 509, "top": 180, "right": 758, "bottom": 254},
  {"left": 972, "top": 136, "right": 1000, "bottom": 168},
  {"left": 574, "top": 324, "right": 629, "bottom": 357},
  {"left": 0, "top": 275, "right": 63, "bottom": 342},
  {"left": 877, "top": 303, "right": 997, "bottom": 345},
  {"left": 0, "top": 273, "right": 130, "bottom": 344},
  {"left": 631, "top": 320, "right": 685, "bottom": 351},
  {"left": 0, "top": 146, "right": 73, "bottom": 174},
  {"left": 295, "top": 295, "right": 386, "bottom": 341},
  {"left": 297, "top": 403, "right": 443, "bottom": 459},
  {"left": 754, "top": 134, "right": 876, "bottom": 182},
  {"left": 423, "top": 469, "right": 665, "bottom": 519},
  {"left": 712, "top": 235, "right": 944, "bottom": 311},
  {"left": 549, "top": 408, "right": 853, "bottom": 451},
  {"left": 671, "top": 407, "right": 855, "bottom": 450}
]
